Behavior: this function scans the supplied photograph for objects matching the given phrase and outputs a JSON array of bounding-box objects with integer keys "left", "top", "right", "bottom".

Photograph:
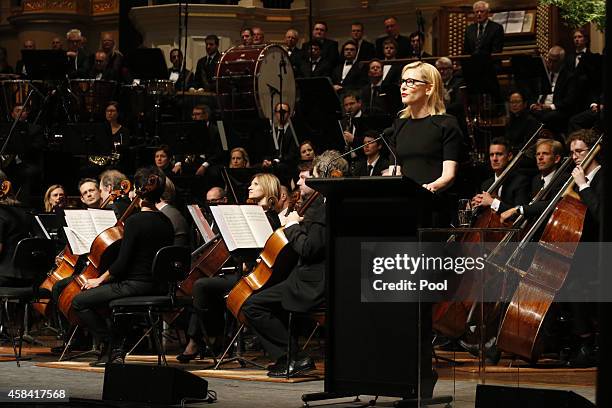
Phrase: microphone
[
  {"left": 279, "top": 55, "right": 287, "bottom": 75},
  {"left": 378, "top": 127, "right": 398, "bottom": 176},
  {"left": 324, "top": 131, "right": 393, "bottom": 177}
]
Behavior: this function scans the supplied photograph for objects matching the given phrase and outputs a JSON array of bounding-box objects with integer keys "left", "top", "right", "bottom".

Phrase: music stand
[
  {"left": 126, "top": 48, "right": 169, "bottom": 80},
  {"left": 511, "top": 55, "right": 552, "bottom": 100},
  {"left": 295, "top": 77, "right": 344, "bottom": 152},
  {"left": 0, "top": 123, "right": 29, "bottom": 156},
  {"left": 160, "top": 121, "right": 208, "bottom": 155},
  {"left": 224, "top": 167, "right": 260, "bottom": 204},
  {"left": 61, "top": 123, "right": 112, "bottom": 156},
  {"left": 22, "top": 50, "right": 69, "bottom": 80},
  {"left": 461, "top": 55, "right": 499, "bottom": 96}
]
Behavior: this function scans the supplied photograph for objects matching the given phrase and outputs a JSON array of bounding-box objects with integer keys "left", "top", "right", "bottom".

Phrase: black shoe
[
  {"left": 267, "top": 356, "right": 315, "bottom": 378},
  {"left": 266, "top": 355, "right": 287, "bottom": 371},
  {"left": 89, "top": 348, "right": 124, "bottom": 367},
  {"left": 176, "top": 347, "right": 205, "bottom": 364},
  {"left": 459, "top": 338, "right": 500, "bottom": 365}
]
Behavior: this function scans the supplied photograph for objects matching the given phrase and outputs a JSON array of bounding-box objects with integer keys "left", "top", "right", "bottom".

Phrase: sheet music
[
  {"left": 241, "top": 205, "right": 274, "bottom": 247},
  {"left": 211, "top": 205, "right": 256, "bottom": 251},
  {"left": 506, "top": 11, "right": 526, "bottom": 33},
  {"left": 63, "top": 227, "right": 90, "bottom": 255},
  {"left": 491, "top": 11, "right": 509, "bottom": 30},
  {"left": 187, "top": 205, "right": 215, "bottom": 243},
  {"left": 87, "top": 208, "right": 117, "bottom": 234}
]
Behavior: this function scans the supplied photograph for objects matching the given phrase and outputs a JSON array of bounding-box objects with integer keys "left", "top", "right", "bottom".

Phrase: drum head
[{"left": 255, "top": 45, "right": 296, "bottom": 120}]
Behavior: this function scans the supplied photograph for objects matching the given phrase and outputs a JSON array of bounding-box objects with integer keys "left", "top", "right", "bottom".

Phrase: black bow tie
[{"left": 345, "top": 61, "right": 353, "bottom": 66}]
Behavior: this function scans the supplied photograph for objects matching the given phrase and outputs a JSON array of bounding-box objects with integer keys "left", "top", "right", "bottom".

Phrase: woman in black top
[
  {"left": 388, "top": 61, "right": 462, "bottom": 192},
  {"left": 71, "top": 167, "right": 174, "bottom": 365},
  {"left": 0, "top": 175, "right": 33, "bottom": 287}
]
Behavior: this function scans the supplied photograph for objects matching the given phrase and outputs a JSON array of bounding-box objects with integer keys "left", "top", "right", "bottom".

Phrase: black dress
[{"left": 389, "top": 114, "right": 462, "bottom": 184}]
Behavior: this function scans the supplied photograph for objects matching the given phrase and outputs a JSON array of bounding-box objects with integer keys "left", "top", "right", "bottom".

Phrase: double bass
[
  {"left": 34, "top": 180, "right": 131, "bottom": 317},
  {"left": 432, "top": 125, "right": 543, "bottom": 338},
  {"left": 57, "top": 177, "right": 154, "bottom": 324},
  {"left": 496, "top": 136, "right": 602, "bottom": 362}
]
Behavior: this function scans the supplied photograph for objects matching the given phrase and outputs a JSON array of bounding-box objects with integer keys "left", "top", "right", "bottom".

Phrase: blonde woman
[
  {"left": 247, "top": 173, "right": 282, "bottom": 230},
  {"left": 229, "top": 147, "right": 250, "bottom": 169},
  {"left": 43, "top": 184, "right": 66, "bottom": 212},
  {"left": 386, "top": 61, "right": 462, "bottom": 193}
]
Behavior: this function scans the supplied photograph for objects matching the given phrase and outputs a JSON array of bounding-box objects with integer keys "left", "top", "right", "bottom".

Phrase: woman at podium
[{"left": 387, "top": 61, "right": 462, "bottom": 194}]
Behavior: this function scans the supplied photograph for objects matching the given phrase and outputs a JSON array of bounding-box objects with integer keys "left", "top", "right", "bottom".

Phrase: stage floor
[{"left": 0, "top": 345, "right": 596, "bottom": 407}]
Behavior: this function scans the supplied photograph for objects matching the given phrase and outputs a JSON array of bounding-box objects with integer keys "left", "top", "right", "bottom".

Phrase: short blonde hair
[
  {"left": 399, "top": 61, "right": 446, "bottom": 119},
  {"left": 230, "top": 147, "right": 250, "bottom": 168}
]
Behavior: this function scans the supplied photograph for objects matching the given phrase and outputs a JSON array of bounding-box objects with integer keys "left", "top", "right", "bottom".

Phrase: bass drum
[{"left": 216, "top": 44, "right": 295, "bottom": 120}]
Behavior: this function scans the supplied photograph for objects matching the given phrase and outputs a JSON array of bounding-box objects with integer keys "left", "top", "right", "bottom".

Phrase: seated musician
[
  {"left": 78, "top": 178, "right": 102, "bottom": 209},
  {"left": 43, "top": 184, "right": 66, "bottom": 213},
  {"left": 71, "top": 167, "right": 174, "bottom": 366},
  {"left": 156, "top": 177, "right": 189, "bottom": 247},
  {"left": 99, "top": 169, "right": 131, "bottom": 219},
  {"left": 242, "top": 151, "right": 349, "bottom": 378},
  {"left": 176, "top": 173, "right": 282, "bottom": 362},
  {"left": 500, "top": 138, "right": 565, "bottom": 222},
  {"left": 471, "top": 137, "right": 530, "bottom": 214},
  {"left": 351, "top": 130, "right": 389, "bottom": 177},
  {"left": 259, "top": 103, "right": 300, "bottom": 186},
  {"left": 0, "top": 171, "right": 34, "bottom": 287}
]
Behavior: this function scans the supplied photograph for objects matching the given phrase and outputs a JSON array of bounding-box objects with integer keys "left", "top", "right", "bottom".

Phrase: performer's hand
[
  {"left": 195, "top": 165, "right": 207, "bottom": 177},
  {"left": 479, "top": 192, "right": 493, "bottom": 207},
  {"left": 500, "top": 207, "right": 517, "bottom": 223},
  {"left": 171, "top": 163, "right": 182, "bottom": 174},
  {"left": 572, "top": 165, "right": 588, "bottom": 189},
  {"left": 262, "top": 160, "right": 273, "bottom": 168},
  {"left": 343, "top": 131, "right": 354, "bottom": 145},
  {"left": 530, "top": 103, "right": 542, "bottom": 112},
  {"left": 286, "top": 210, "right": 303, "bottom": 224},
  {"left": 422, "top": 183, "right": 437, "bottom": 192},
  {"left": 471, "top": 194, "right": 483, "bottom": 208},
  {"left": 83, "top": 276, "right": 104, "bottom": 290},
  {"left": 66, "top": 51, "right": 77, "bottom": 58},
  {"left": 333, "top": 84, "right": 343, "bottom": 92}
]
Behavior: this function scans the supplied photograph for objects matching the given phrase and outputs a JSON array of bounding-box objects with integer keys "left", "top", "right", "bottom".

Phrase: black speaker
[
  {"left": 476, "top": 384, "right": 595, "bottom": 408},
  {"left": 103, "top": 364, "right": 208, "bottom": 405}
]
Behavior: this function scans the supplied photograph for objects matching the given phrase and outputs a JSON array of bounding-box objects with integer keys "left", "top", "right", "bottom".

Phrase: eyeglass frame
[{"left": 400, "top": 77, "right": 430, "bottom": 87}]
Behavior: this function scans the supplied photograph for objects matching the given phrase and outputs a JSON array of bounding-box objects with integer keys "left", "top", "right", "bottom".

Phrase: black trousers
[
  {"left": 186, "top": 274, "right": 239, "bottom": 340},
  {"left": 71, "top": 280, "right": 159, "bottom": 343},
  {"left": 241, "top": 281, "right": 291, "bottom": 360}
]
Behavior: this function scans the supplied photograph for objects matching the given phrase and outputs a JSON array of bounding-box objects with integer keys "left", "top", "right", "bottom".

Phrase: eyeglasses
[
  {"left": 400, "top": 78, "right": 429, "bottom": 87},
  {"left": 571, "top": 149, "right": 589, "bottom": 156}
]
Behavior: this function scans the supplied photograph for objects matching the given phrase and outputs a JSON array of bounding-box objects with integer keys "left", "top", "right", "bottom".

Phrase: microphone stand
[{"left": 324, "top": 131, "right": 397, "bottom": 177}]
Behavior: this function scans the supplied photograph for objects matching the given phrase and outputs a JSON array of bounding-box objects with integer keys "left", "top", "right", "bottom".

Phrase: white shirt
[
  {"left": 490, "top": 174, "right": 504, "bottom": 212},
  {"left": 342, "top": 60, "right": 354, "bottom": 81},
  {"left": 579, "top": 165, "right": 601, "bottom": 191}
]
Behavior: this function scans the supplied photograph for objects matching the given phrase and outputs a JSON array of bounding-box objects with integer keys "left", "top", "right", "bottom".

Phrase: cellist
[
  {"left": 242, "top": 150, "right": 349, "bottom": 378},
  {"left": 176, "top": 173, "right": 282, "bottom": 363},
  {"left": 71, "top": 167, "right": 174, "bottom": 366}
]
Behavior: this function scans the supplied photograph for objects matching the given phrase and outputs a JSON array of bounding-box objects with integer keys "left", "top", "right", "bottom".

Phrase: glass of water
[{"left": 457, "top": 199, "right": 472, "bottom": 227}]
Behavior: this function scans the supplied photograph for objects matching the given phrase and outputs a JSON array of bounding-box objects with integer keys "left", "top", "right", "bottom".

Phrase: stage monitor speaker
[
  {"left": 476, "top": 384, "right": 595, "bottom": 408},
  {"left": 103, "top": 363, "right": 208, "bottom": 405}
]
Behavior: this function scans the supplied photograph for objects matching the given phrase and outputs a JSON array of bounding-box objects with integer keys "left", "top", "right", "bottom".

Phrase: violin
[
  {"left": 34, "top": 180, "right": 131, "bottom": 318},
  {"left": 57, "top": 177, "right": 154, "bottom": 324}
]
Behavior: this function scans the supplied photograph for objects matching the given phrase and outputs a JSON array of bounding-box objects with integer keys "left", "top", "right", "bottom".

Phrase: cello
[
  {"left": 226, "top": 179, "right": 329, "bottom": 324},
  {"left": 34, "top": 180, "right": 131, "bottom": 317},
  {"left": 57, "top": 177, "right": 155, "bottom": 324},
  {"left": 496, "top": 135, "right": 602, "bottom": 362}
]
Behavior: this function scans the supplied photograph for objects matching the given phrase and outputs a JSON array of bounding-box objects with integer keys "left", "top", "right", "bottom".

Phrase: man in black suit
[
  {"left": 332, "top": 40, "right": 367, "bottom": 93},
  {"left": 352, "top": 131, "right": 389, "bottom": 176},
  {"left": 260, "top": 102, "right": 300, "bottom": 186},
  {"left": 350, "top": 21, "right": 376, "bottom": 63},
  {"left": 375, "top": 16, "right": 412, "bottom": 59},
  {"left": 530, "top": 46, "right": 586, "bottom": 133},
  {"left": 302, "top": 21, "right": 339, "bottom": 67},
  {"left": 66, "top": 28, "right": 91, "bottom": 78},
  {"left": 471, "top": 137, "right": 530, "bottom": 214},
  {"left": 409, "top": 31, "right": 433, "bottom": 60},
  {"left": 242, "top": 152, "right": 349, "bottom": 377},
  {"left": 381, "top": 38, "right": 402, "bottom": 87},
  {"left": 284, "top": 29, "right": 304, "bottom": 77},
  {"left": 301, "top": 40, "right": 332, "bottom": 79},
  {"left": 360, "top": 59, "right": 402, "bottom": 118},
  {"left": 341, "top": 91, "right": 367, "bottom": 160},
  {"left": 463, "top": 1, "right": 504, "bottom": 56},
  {"left": 194, "top": 34, "right": 221, "bottom": 91},
  {"left": 499, "top": 138, "right": 565, "bottom": 222},
  {"left": 168, "top": 48, "right": 193, "bottom": 90}
]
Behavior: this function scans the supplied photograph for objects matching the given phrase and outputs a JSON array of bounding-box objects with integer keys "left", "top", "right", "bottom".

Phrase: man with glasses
[{"left": 66, "top": 28, "right": 90, "bottom": 78}]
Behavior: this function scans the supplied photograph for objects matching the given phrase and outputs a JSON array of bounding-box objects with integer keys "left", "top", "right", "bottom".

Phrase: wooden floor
[{"left": 0, "top": 344, "right": 596, "bottom": 389}]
